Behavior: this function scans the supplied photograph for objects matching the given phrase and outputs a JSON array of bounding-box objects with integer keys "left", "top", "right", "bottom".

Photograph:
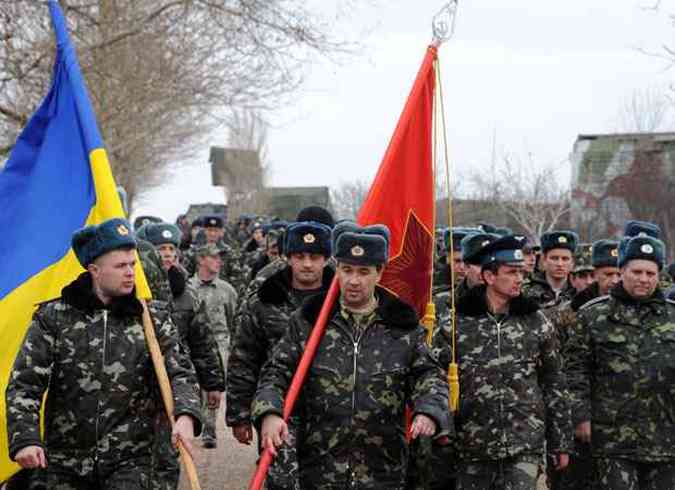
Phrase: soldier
[
  {"left": 135, "top": 225, "right": 173, "bottom": 302},
  {"left": 248, "top": 229, "right": 282, "bottom": 281},
  {"left": 569, "top": 239, "right": 620, "bottom": 310},
  {"left": 565, "top": 233, "right": 675, "bottom": 489},
  {"left": 144, "top": 223, "right": 225, "bottom": 489},
  {"left": 6, "top": 218, "right": 201, "bottom": 489},
  {"left": 187, "top": 243, "right": 238, "bottom": 449},
  {"left": 227, "top": 221, "right": 334, "bottom": 489},
  {"left": 455, "top": 231, "right": 499, "bottom": 301},
  {"left": 432, "top": 227, "right": 476, "bottom": 311},
  {"left": 521, "top": 238, "right": 537, "bottom": 276},
  {"left": 522, "top": 231, "right": 578, "bottom": 308},
  {"left": 254, "top": 221, "right": 449, "bottom": 489},
  {"left": 434, "top": 234, "right": 571, "bottom": 489},
  {"left": 569, "top": 243, "right": 594, "bottom": 295}
]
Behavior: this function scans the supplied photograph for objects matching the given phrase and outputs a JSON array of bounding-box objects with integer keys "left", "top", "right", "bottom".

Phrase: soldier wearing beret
[
  {"left": 565, "top": 233, "right": 675, "bottom": 489},
  {"left": 6, "top": 218, "right": 202, "bottom": 489},
  {"left": 522, "top": 231, "right": 578, "bottom": 308},
  {"left": 144, "top": 223, "right": 225, "bottom": 489},
  {"left": 227, "top": 221, "right": 334, "bottom": 489},
  {"left": 434, "top": 235, "right": 571, "bottom": 489},
  {"left": 253, "top": 221, "right": 449, "bottom": 489}
]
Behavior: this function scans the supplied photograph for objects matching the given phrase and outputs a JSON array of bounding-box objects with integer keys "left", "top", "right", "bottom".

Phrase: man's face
[
  {"left": 595, "top": 266, "right": 621, "bottom": 296},
  {"left": 288, "top": 252, "right": 327, "bottom": 289},
  {"left": 191, "top": 226, "right": 201, "bottom": 240},
  {"left": 622, "top": 260, "right": 659, "bottom": 300},
  {"left": 543, "top": 249, "right": 573, "bottom": 280},
  {"left": 204, "top": 226, "right": 223, "bottom": 244},
  {"left": 156, "top": 243, "right": 178, "bottom": 270},
  {"left": 252, "top": 229, "right": 264, "bottom": 245},
  {"left": 89, "top": 248, "right": 136, "bottom": 297},
  {"left": 570, "top": 270, "right": 595, "bottom": 294},
  {"left": 465, "top": 264, "right": 484, "bottom": 287},
  {"left": 523, "top": 250, "right": 536, "bottom": 274},
  {"left": 198, "top": 253, "right": 222, "bottom": 275},
  {"left": 483, "top": 264, "right": 525, "bottom": 299},
  {"left": 337, "top": 262, "right": 383, "bottom": 309},
  {"left": 449, "top": 249, "right": 466, "bottom": 281},
  {"left": 266, "top": 243, "right": 280, "bottom": 261}
]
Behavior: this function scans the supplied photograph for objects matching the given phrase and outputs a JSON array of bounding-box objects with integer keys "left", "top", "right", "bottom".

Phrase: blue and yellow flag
[{"left": 0, "top": 1, "right": 150, "bottom": 480}]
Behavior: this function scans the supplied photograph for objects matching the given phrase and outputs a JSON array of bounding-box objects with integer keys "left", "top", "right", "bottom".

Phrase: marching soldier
[
  {"left": 565, "top": 232, "right": 675, "bottom": 489},
  {"left": 227, "top": 221, "right": 334, "bottom": 489},
  {"left": 254, "top": 221, "right": 449, "bottom": 489},
  {"left": 434, "top": 235, "right": 571, "bottom": 489},
  {"left": 6, "top": 218, "right": 201, "bottom": 489}
]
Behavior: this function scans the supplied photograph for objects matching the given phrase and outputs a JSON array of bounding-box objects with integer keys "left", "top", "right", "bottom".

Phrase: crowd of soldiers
[{"left": 3, "top": 203, "right": 675, "bottom": 490}]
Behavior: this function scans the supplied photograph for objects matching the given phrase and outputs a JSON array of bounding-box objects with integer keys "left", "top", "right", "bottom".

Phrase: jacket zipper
[
  {"left": 349, "top": 326, "right": 364, "bottom": 486},
  {"left": 494, "top": 316, "right": 508, "bottom": 450},
  {"left": 94, "top": 310, "right": 108, "bottom": 462}
]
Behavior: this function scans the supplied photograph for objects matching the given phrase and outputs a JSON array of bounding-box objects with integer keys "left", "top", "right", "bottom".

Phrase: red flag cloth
[{"left": 358, "top": 45, "right": 437, "bottom": 318}]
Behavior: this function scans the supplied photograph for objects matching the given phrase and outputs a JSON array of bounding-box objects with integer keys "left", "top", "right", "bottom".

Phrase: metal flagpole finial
[{"left": 432, "top": 1, "right": 458, "bottom": 46}]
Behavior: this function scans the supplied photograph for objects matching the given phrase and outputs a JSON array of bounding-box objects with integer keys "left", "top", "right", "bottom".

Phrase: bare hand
[
  {"left": 232, "top": 423, "right": 253, "bottom": 445},
  {"left": 575, "top": 421, "right": 591, "bottom": 443},
  {"left": 14, "top": 446, "right": 47, "bottom": 469},
  {"left": 207, "top": 391, "right": 223, "bottom": 410},
  {"left": 261, "top": 414, "right": 288, "bottom": 456},
  {"left": 410, "top": 414, "right": 436, "bottom": 439},
  {"left": 554, "top": 453, "right": 570, "bottom": 471},
  {"left": 172, "top": 415, "right": 196, "bottom": 460}
]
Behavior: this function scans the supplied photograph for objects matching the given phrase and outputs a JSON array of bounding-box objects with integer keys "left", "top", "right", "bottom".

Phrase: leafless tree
[
  {"left": 469, "top": 153, "right": 571, "bottom": 242},
  {"left": 331, "top": 179, "right": 370, "bottom": 220},
  {"left": 0, "top": 0, "right": 369, "bottom": 212},
  {"left": 616, "top": 86, "right": 672, "bottom": 133}
]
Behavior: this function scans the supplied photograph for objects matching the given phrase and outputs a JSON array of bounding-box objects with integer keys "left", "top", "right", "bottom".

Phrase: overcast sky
[{"left": 134, "top": 0, "right": 675, "bottom": 221}]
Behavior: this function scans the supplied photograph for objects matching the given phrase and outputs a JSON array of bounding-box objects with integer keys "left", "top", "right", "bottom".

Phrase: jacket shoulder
[{"left": 578, "top": 295, "right": 610, "bottom": 312}]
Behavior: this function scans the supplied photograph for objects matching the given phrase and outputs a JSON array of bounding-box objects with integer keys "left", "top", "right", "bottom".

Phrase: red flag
[{"left": 358, "top": 45, "right": 437, "bottom": 317}]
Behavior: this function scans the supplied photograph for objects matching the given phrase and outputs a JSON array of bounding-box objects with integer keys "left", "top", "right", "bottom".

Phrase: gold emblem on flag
[
  {"left": 351, "top": 245, "right": 365, "bottom": 257},
  {"left": 303, "top": 233, "right": 316, "bottom": 244},
  {"left": 117, "top": 225, "right": 129, "bottom": 236}
]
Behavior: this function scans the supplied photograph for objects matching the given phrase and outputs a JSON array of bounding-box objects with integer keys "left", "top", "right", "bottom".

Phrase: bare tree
[
  {"left": 331, "top": 179, "right": 370, "bottom": 220},
  {"left": 616, "top": 86, "right": 672, "bottom": 133},
  {"left": 469, "top": 153, "right": 571, "bottom": 242},
  {"left": 0, "top": 0, "right": 369, "bottom": 212}
]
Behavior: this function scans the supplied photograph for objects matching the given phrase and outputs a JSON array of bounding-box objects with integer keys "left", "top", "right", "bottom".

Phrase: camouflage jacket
[
  {"left": 181, "top": 240, "right": 247, "bottom": 293},
  {"left": 434, "top": 285, "right": 572, "bottom": 461},
  {"left": 564, "top": 284, "right": 675, "bottom": 461},
  {"left": 252, "top": 287, "right": 450, "bottom": 489},
  {"left": 547, "top": 282, "right": 603, "bottom": 352},
  {"left": 137, "top": 239, "right": 172, "bottom": 302},
  {"left": 170, "top": 282, "right": 225, "bottom": 392},
  {"left": 6, "top": 273, "right": 202, "bottom": 476},
  {"left": 521, "top": 271, "right": 575, "bottom": 309},
  {"left": 433, "top": 277, "right": 473, "bottom": 322},
  {"left": 187, "top": 274, "right": 238, "bottom": 342},
  {"left": 226, "top": 264, "right": 334, "bottom": 427}
]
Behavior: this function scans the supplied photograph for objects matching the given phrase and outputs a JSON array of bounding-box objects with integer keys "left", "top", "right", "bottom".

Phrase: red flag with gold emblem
[{"left": 357, "top": 45, "right": 437, "bottom": 318}]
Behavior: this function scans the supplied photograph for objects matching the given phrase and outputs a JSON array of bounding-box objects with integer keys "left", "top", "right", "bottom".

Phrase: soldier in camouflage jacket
[
  {"left": 434, "top": 235, "right": 572, "bottom": 489},
  {"left": 565, "top": 235, "right": 675, "bottom": 489}
]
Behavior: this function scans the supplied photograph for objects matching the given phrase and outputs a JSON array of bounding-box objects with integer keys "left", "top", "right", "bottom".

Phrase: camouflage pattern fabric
[
  {"left": 521, "top": 271, "right": 575, "bottom": 309},
  {"left": 433, "top": 276, "right": 472, "bottom": 322},
  {"left": 594, "top": 458, "right": 675, "bottom": 490},
  {"left": 181, "top": 240, "right": 247, "bottom": 293},
  {"left": 252, "top": 287, "right": 450, "bottom": 489},
  {"left": 564, "top": 283, "right": 675, "bottom": 463},
  {"left": 6, "top": 272, "right": 202, "bottom": 483},
  {"left": 573, "top": 243, "right": 594, "bottom": 273},
  {"left": 138, "top": 239, "right": 173, "bottom": 302},
  {"left": 433, "top": 285, "right": 572, "bottom": 463},
  {"left": 42, "top": 458, "right": 152, "bottom": 489},
  {"left": 150, "top": 415, "right": 178, "bottom": 490},
  {"left": 455, "top": 454, "right": 540, "bottom": 490}
]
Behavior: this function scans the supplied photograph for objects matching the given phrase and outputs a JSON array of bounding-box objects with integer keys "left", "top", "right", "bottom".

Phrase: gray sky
[{"left": 135, "top": 0, "right": 674, "bottom": 221}]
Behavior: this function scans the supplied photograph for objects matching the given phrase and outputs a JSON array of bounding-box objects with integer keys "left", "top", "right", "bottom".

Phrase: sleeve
[
  {"left": 187, "top": 297, "right": 226, "bottom": 392},
  {"left": 225, "top": 299, "right": 268, "bottom": 426},
  {"left": 562, "top": 308, "right": 592, "bottom": 426},
  {"left": 151, "top": 302, "right": 204, "bottom": 435},
  {"left": 408, "top": 328, "right": 452, "bottom": 436},
  {"left": 6, "top": 309, "right": 55, "bottom": 459},
  {"left": 537, "top": 312, "right": 573, "bottom": 453}
]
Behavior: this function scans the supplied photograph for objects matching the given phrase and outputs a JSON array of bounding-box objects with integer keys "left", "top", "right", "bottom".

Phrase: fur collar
[
  {"left": 301, "top": 285, "right": 419, "bottom": 330},
  {"left": 258, "top": 264, "right": 335, "bottom": 305},
  {"left": 610, "top": 281, "right": 665, "bottom": 305},
  {"left": 61, "top": 272, "right": 143, "bottom": 318},
  {"left": 571, "top": 282, "right": 600, "bottom": 311},
  {"left": 456, "top": 284, "right": 540, "bottom": 317}
]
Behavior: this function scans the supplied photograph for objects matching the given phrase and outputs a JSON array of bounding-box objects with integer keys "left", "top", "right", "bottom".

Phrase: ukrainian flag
[{"left": 0, "top": 1, "right": 150, "bottom": 481}]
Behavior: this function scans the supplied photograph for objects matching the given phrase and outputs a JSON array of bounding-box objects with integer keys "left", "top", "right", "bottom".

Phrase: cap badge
[
  {"left": 208, "top": 219, "right": 217, "bottom": 226},
  {"left": 351, "top": 245, "right": 365, "bottom": 257},
  {"left": 514, "top": 250, "right": 524, "bottom": 260},
  {"left": 117, "top": 224, "right": 129, "bottom": 236},
  {"left": 558, "top": 236, "right": 568, "bottom": 244},
  {"left": 303, "top": 233, "right": 316, "bottom": 244},
  {"left": 638, "top": 232, "right": 648, "bottom": 237},
  {"left": 162, "top": 230, "right": 173, "bottom": 239},
  {"left": 641, "top": 244, "right": 654, "bottom": 254},
  {"left": 482, "top": 240, "right": 490, "bottom": 247},
  {"left": 610, "top": 248, "right": 619, "bottom": 257}
]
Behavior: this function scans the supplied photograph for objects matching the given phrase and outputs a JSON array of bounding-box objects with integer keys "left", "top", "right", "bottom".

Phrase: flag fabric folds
[
  {"left": 0, "top": 1, "right": 150, "bottom": 481},
  {"left": 358, "top": 46, "right": 437, "bottom": 318}
]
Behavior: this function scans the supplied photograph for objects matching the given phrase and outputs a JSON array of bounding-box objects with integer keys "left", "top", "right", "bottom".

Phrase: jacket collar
[
  {"left": 301, "top": 285, "right": 419, "bottom": 330},
  {"left": 571, "top": 282, "right": 601, "bottom": 311},
  {"left": 61, "top": 272, "right": 143, "bottom": 318},
  {"left": 456, "top": 284, "right": 540, "bottom": 317},
  {"left": 610, "top": 281, "right": 665, "bottom": 306},
  {"left": 258, "top": 264, "right": 335, "bottom": 306}
]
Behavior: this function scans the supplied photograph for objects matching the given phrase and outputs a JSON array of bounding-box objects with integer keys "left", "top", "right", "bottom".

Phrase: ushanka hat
[
  {"left": 284, "top": 221, "right": 332, "bottom": 257},
  {"left": 145, "top": 223, "right": 182, "bottom": 248},
  {"left": 332, "top": 221, "right": 390, "bottom": 266},
  {"left": 591, "top": 239, "right": 619, "bottom": 268},
  {"left": 72, "top": 218, "right": 136, "bottom": 267},
  {"left": 540, "top": 230, "right": 578, "bottom": 254},
  {"left": 618, "top": 235, "right": 665, "bottom": 270}
]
